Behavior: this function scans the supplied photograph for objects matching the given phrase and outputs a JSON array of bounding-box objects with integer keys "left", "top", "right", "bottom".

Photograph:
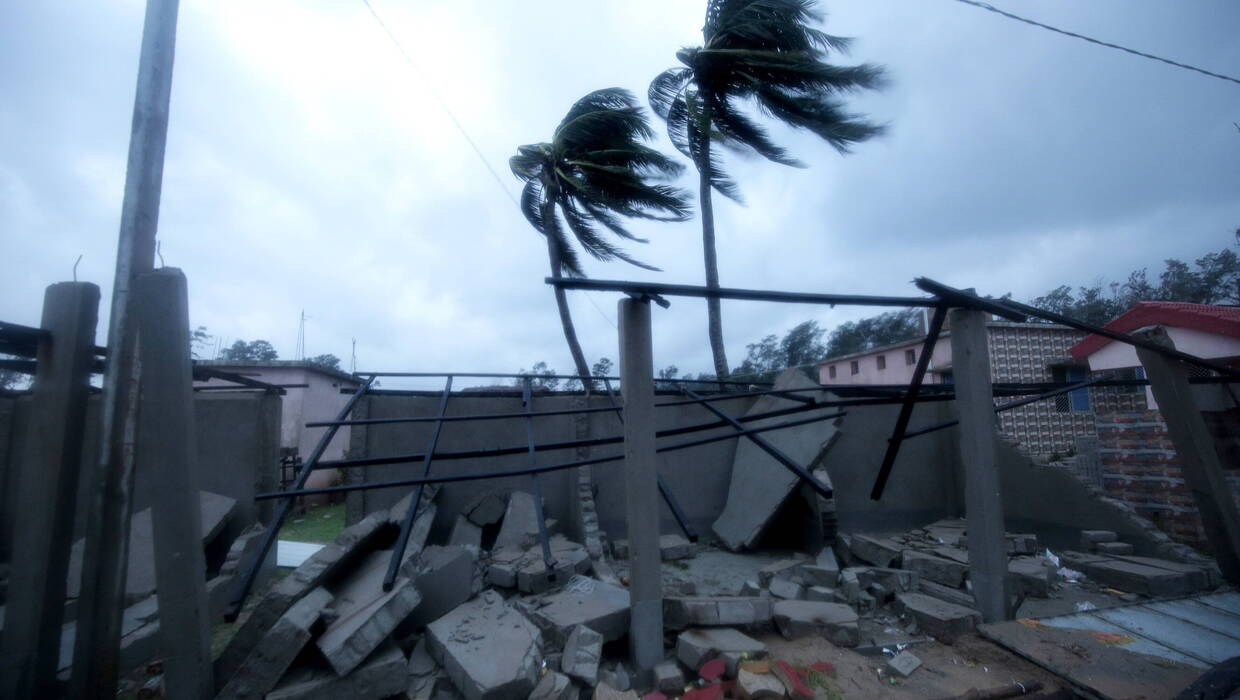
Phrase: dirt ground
[{"left": 759, "top": 631, "right": 1071, "bottom": 699}]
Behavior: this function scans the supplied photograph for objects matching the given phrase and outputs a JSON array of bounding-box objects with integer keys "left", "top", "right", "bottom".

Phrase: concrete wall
[{"left": 0, "top": 391, "right": 281, "bottom": 564}]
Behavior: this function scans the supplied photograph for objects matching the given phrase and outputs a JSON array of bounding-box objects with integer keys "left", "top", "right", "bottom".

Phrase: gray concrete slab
[
  {"left": 493, "top": 490, "right": 541, "bottom": 551},
  {"left": 267, "top": 642, "right": 407, "bottom": 700},
  {"left": 772, "top": 600, "right": 859, "bottom": 646},
  {"left": 561, "top": 624, "right": 603, "bottom": 686},
  {"left": 426, "top": 590, "right": 542, "bottom": 700},
  {"left": 406, "top": 545, "right": 481, "bottom": 628},
  {"left": 522, "top": 576, "right": 631, "bottom": 647},
  {"left": 216, "top": 587, "right": 333, "bottom": 700},
  {"left": 315, "top": 549, "right": 422, "bottom": 676},
  {"left": 895, "top": 592, "right": 981, "bottom": 643},
  {"left": 663, "top": 597, "right": 773, "bottom": 630},
  {"left": 675, "top": 628, "right": 766, "bottom": 669}
]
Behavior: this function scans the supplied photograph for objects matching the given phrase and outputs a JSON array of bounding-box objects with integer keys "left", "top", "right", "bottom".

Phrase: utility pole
[{"left": 71, "top": 1, "right": 181, "bottom": 696}]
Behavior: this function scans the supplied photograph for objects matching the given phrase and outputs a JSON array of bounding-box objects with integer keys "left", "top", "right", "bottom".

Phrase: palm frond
[
  {"left": 650, "top": 68, "right": 693, "bottom": 119},
  {"left": 518, "top": 179, "right": 545, "bottom": 232},
  {"left": 755, "top": 86, "right": 886, "bottom": 154}
]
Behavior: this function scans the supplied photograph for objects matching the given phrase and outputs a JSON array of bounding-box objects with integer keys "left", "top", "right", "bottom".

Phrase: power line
[{"left": 952, "top": 0, "right": 1240, "bottom": 87}]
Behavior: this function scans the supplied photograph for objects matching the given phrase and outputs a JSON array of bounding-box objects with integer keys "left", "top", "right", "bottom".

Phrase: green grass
[{"left": 278, "top": 502, "right": 346, "bottom": 544}]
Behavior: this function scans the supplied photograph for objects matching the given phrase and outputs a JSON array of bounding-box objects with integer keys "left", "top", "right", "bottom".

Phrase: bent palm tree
[
  {"left": 649, "top": 0, "right": 886, "bottom": 379},
  {"left": 511, "top": 88, "right": 691, "bottom": 390}
]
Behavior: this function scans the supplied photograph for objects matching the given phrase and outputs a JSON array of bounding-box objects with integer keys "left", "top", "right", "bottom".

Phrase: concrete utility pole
[
  {"left": 618, "top": 297, "right": 663, "bottom": 675},
  {"left": 0, "top": 283, "right": 99, "bottom": 699},
  {"left": 949, "top": 307, "right": 1010, "bottom": 623},
  {"left": 71, "top": 0, "right": 180, "bottom": 696},
  {"left": 1135, "top": 327, "right": 1240, "bottom": 583}
]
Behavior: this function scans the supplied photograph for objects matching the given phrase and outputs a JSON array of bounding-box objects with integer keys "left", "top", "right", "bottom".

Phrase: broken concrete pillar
[
  {"left": 135, "top": 269, "right": 213, "bottom": 698},
  {"left": 1136, "top": 327, "right": 1240, "bottom": 584},
  {"left": 216, "top": 587, "right": 333, "bottom": 700},
  {"left": 0, "top": 281, "right": 98, "bottom": 700},
  {"left": 949, "top": 307, "right": 1010, "bottom": 623},
  {"left": 427, "top": 590, "right": 542, "bottom": 700},
  {"left": 618, "top": 297, "right": 662, "bottom": 673}
]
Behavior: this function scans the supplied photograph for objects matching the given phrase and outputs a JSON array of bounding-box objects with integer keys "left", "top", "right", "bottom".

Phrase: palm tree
[
  {"left": 511, "top": 88, "right": 691, "bottom": 390},
  {"left": 649, "top": 0, "right": 886, "bottom": 379}
]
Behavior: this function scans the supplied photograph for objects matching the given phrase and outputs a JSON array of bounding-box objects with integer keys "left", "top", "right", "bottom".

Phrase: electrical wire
[{"left": 952, "top": 0, "right": 1240, "bottom": 87}]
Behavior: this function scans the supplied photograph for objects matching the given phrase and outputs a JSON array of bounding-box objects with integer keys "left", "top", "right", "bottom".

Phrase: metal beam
[{"left": 548, "top": 277, "right": 940, "bottom": 309}]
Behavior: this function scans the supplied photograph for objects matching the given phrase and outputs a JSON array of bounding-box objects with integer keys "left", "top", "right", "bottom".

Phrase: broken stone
[
  {"left": 426, "top": 590, "right": 542, "bottom": 700},
  {"left": 894, "top": 593, "right": 980, "bottom": 643},
  {"left": 768, "top": 578, "right": 803, "bottom": 600},
  {"left": 736, "top": 668, "right": 785, "bottom": 700},
  {"left": 447, "top": 515, "right": 483, "bottom": 550},
  {"left": 805, "top": 586, "right": 834, "bottom": 602},
  {"left": 885, "top": 651, "right": 922, "bottom": 678},
  {"left": 814, "top": 548, "right": 840, "bottom": 580},
  {"left": 1080, "top": 529, "right": 1118, "bottom": 547},
  {"left": 1079, "top": 559, "right": 1194, "bottom": 596},
  {"left": 1095, "top": 541, "right": 1135, "bottom": 555},
  {"left": 664, "top": 597, "right": 773, "bottom": 630},
  {"left": 530, "top": 672, "right": 577, "bottom": 700},
  {"left": 561, "top": 624, "right": 603, "bottom": 686},
  {"left": 487, "top": 536, "right": 590, "bottom": 594},
  {"left": 901, "top": 550, "right": 967, "bottom": 588},
  {"left": 771, "top": 601, "right": 859, "bottom": 646},
  {"left": 918, "top": 580, "right": 975, "bottom": 608},
  {"left": 267, "top": 642, "right": 407, "bottom": 700},
  {"left": 1009, "top": 533, "right": 1038, "bottom": 555},
  {"left": 675, "top": 628, "right": 766, "bottom": 670},
  {"left": 316, "top": 550, "right": 423, "bottom": 676},
  {"left": 493, "top": 491, "right": 541, "bottom": 551},
  {"left": 848, "top": 535, "right": 901, "bottom": 568},
  {"left": 796, "top": 565, "right": 837, "bottom": 588},
  {"left": 653, "top": 661, "right": 685, "bottom": 694},
  {"left": 738, "top": 580, "right": 762, "bottom": 597},
  {"left": 216, "top": 587, "right": 333, "bottom": 700},
  {"left": 611, "top": 539, "right": 631, "bottom": 559},
  {"left": 660, "top": 534, "right": 697, "bottom": 561},
  {"left": 1007, "top": 557, "right": 1051, "bottom": 598},
  {"left": 464, "top": 489, "right": 508, "bottom": 527},
  {"left": 522, "top": 576, "right": 630, "bottom": 646},
  {"left": 854, "top": 567, "right": 918, "bottom": 593},
  {"left": 406, "top": 545, "right": 481, "bottom": 628},
  {"left": 758, "top": 560, "right": 801, "bottom": 587},
  {"left": 838, "top": 569, "right": 860, "bottom": 601},
  {"left": 598, "top": 663, "right": 635, "bottom": 692},
  {"left": 407, "top": 638, "right": 443, "bottom": 700},
  {"left": 594, "top": 682, "right": 640, "bottom": 700}
]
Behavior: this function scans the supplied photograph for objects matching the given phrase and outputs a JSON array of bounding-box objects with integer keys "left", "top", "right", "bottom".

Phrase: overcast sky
[{"left": 3, "top": 0, "right": 1239, "bottom": 389}]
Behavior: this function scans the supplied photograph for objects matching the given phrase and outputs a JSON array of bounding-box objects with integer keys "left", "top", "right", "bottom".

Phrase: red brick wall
[{"left": 1096, "top": 409, "right": 1240, "bottom": 550}]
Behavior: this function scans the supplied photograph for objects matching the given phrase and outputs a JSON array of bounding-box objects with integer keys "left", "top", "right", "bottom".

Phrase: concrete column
[
  {"left": 134, "top": 269, "right": 213, "bottom": 697},
  {"left": 1135, "top": 327, "right": 1240, "bottom": 583},
  {"left": 0, "top": 282, "right": 99, "bottom": 700},
  {"left": 618, "top": 298, "right": 662, "bottom": 673},
  {"left": 949, "top": 307, "right": 1010, "bottom": 623}
]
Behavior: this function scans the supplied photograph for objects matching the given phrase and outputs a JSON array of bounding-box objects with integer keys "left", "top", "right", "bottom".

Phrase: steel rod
[
  {"left": 901, "top": 379, "right": 1098, "bottom": 440},
  {"left": 225, "top": 375, "right": 375, "bottom": 621},
  {"left": 383, "top": 375, "right": 452, "bottom": 591},
  {"left": 255, "top": 409, "right": 848, "bottom": 501},
  {"left": 355, "top": 370, "right": 771, "bottom": 386},
  {"left": 522, "top": 378, "right": 557, "bottom": 572},
  {"left": 547, "top": 277, "right": 941, "bottom": 309},
  {"left": 869, "top": 305, "right": 948, "bottom": 501},
  {"left": 678, "top": 384, "right": 833, "bottom": 500}
]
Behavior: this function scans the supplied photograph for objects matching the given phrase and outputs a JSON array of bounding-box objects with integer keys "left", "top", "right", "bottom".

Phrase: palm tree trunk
[
  {"left": 543, "top": 202, "right": 596, "bottom": 393},
  {"left": 694, "top": 118, "right": 731, "bottom": 382}
]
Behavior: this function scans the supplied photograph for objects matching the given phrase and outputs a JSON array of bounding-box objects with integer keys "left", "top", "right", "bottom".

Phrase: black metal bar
[
  {"left": 901, "top": 379, "right": 1099, "bottom": 440},
  {"left": 225, "top": 375, "right": 376, "bottom": 621},
  {"left": 869, "top": 306, "right": 948, "bottom": 501},
  {"left": 194, "top": 383, "right": 309, "bottom": 391},
  {"left": 523, "top": 378, "right": 557, "bottom": 572},
  {"left": 383, "top": 375, "right": 453, "bottom": 591},
  {"left": 678, "top": 384, "right": 833, "bottom": 499},
  {"left": 547, "top": 277, "right": 941, "bottom": 309},
  {"left": 918, "top": 277, "right": 1240, "bottom": 379},
  {"left": 257, "top": 409, "right": 849, "bottom": 501},
  {"left": 314, "top": 399, "right": 839, "bottom": 470},
  {"left": 355, "top": 370, "right": 771, "bottom": 386},
  {"left": 0, "top": 320, "right": 51, "bottom": 343},
  {"left": 603, "top": 378, "right": 698, "bottom": 542},
  {"left": 192, "top": 365, "right": 287, "bottom": 394}
]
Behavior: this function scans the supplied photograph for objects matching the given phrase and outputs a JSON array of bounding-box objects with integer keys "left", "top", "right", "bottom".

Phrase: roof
[
  {"left": 1068, "top": 302, "right": 1240, "bottom": 360},
  {"left": 195, "top": 360, "right": 362, "bottom": 385}
]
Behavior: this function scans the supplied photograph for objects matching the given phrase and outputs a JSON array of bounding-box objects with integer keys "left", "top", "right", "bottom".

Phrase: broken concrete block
[
  {"left": 598, "top": 662, "right": 635, "bottom": 692},
  {"left": 901, "top": 550, "right": 967, "bottom": 588},
  {"left": 593, "top": 682, "right": 639, "bottom": 700},
  {"left": 448, "top": 515, "right": 483, "bottom": 550},
  {"left": 712, "top": 370, "right": 840, "bottom": 550},
  {"left": 894, "top": 592, "right": 980, "bottom": 643},
  {"left": 316, "top": 550, "right": 423, "bottom": 676},
  {"left": 664, "top": 597, "right": 773, "bottom": 630},
  {"left": 464, "top": 489, "right": 508, "bottom": 527},
  {"left": 814, "top": 548, "right": 840, "bottom": 580},
  {"left": 611, "top": 539, "right": 631, "bottom": 560},
  {"left": 738, "top": 580, "right": 762, "bottom": 597},
  {"left": 561, "top": 624, "right": 603, "bottom": 686},
  {"left": 530, "top": 672, "right": 577, "bottom": 700},
  {"left": 1081, "top": 529, "right": 1118, "bottom": 548},
  {"left": 885, "top": 651, "right": 922, "bottom": 678},
  {"left": 487, "top": 537, "right": 590, "bottom": 594},
  {"left": 653, "top": 661, "right": 684, "bottom": 694},
  {"left": 1009, "top": 533, "right": 1038, "bottom": 555},
  {"left": 918, "top": 580, "right": 975, "bottom": 608},
  {"left": 267, "top": 642, "right": 407, "bottom": 700},
  {"left": 427, "top": 590, "right": 542, "bottom": 700},
  {"left": 214, "top": 514, "right": 388, "bottom": 687},
  {"left": 675, "top": 628, "right": 766, "bottom": 670},
  {"left": 407, "top": 638, "right": 442, "bottom": 700},
  {"left": 771, "top": 601, "right": 859, "bottom": 646},
  {"left": 403, "top": 545, "right": 481, "bottom": 629},
  {"left": 805, "top": 586, "right": 834, "bottom": 602},
  {"left": 1081, "top": 559, "right": 1194, "bottom": 596},
  {"left": 522, "top": 576, "right": 630, "bottom": 646},
  {"left": 847, "top": 535, "right": 902, "bottom": 568},
  {"left": 1007, "top": 557, "right": 1051, "bottom": 598},
  {"left": 494, "top": 491, "right": 541, "bottom": 551},
  {"left": 737, "top": 668, "right": 785, "bottom": 700},
  {"left": 217, "top": 587, "right": 333, "bottom": 700},
  {"left": 758, "top": 560, "right": 801, "bottom": 587},
  {"left": 660, "top": 534, "right": 696, "bottom": 560},
  {"left": 1095, "top": 541, "right": 1134, "bottom": 555},
  {"left": 797, "top": 565, "right": 837, "bottom": 588},
  {"left": 768, "top": 578, "right": 803, "bottom": 600},
  {"left": 838, "top": 569, "right": 861, "bottom": 601},
  {"left": 856, "top": 567, "right": 918, "bottom": 593}
]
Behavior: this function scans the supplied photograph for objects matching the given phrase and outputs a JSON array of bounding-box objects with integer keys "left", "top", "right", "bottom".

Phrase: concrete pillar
[
  {"left": 1135, "top": 327, "right": 1240, "bottom": 583},
  {"left": 949, "top": 307, "right": 1010, "bottom": 623},
  {"left": 618, "top": 298, "right": 662, "bottom": 673},
  {"left": 0, "top": 282, "right": 99, "bottom": 700},
  {"left": 134, "top": 268, "right": 213, "bottom": 697}
]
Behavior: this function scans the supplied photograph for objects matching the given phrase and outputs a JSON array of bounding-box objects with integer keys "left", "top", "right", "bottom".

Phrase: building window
[
  {"left": 877, "top": 355, "right": 887, "bottom": 370},
  {"left": 905, "top": 349, "right": 916, "bottom": 365},
  {"left": 1052, "top": 366, "right": 1091, "bottom": 412},
  {"left": 828, "top": 365, "right": 837, "bottom": 379},
  {"left": 850, "top": 360, "right": 860, "bottom": 375}
]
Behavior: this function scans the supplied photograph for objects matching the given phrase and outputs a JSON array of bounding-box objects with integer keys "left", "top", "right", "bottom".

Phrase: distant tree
[
  {"left": 514, "top": 361, "right": 560, "bottom": 390},
  {"left": 307, "top": 354, "right": 342, "bottom": 371},
  {"left": 190, "top": 325, "right": 213, "bottom": 359},
  {"left": 219, "top": 339, "right": 279, "bottom": 362},
  {"left": 823, "top": 309, "right": 921, "bottom": 358},
  {"left": 592, "top": 357, "right": 614, "bottom": 378},
  {"left": 732, "top": 320, "right": 829, "bottom": 382},
  {"left": 655, "top": 364, "right": 681, "bottom": 390}
]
